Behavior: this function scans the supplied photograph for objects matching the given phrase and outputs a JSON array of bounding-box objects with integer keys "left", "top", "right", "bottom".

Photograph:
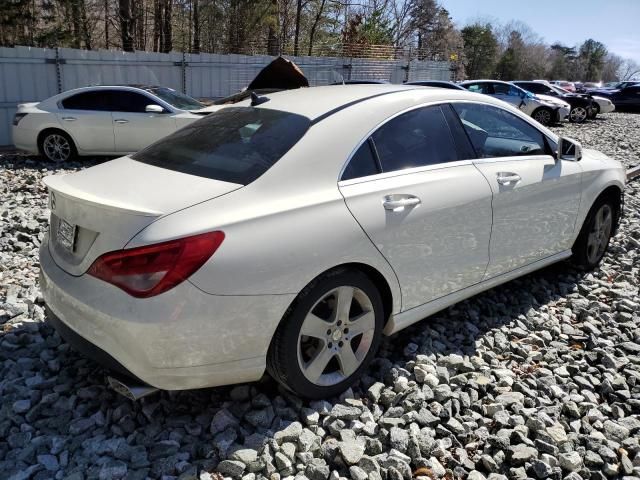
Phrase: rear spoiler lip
[{"left": 43, "top": 175, "right": 163, "bottom": 217}]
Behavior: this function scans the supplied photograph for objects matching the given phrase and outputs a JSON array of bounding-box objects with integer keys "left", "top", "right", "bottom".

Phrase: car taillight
[
  {"left": 87, "top": 231, "right": 224, "bottom": 298},
  {"left": 13, "top": 113, "right": 27, "bottom": 126}
]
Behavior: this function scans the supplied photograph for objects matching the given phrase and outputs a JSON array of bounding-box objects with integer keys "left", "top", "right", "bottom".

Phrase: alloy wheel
[
  {"left": 534, "top": 109, "right": 551, "bottom": 125},
  {"left": 586, "top": 204, "right": 613, "bottom": 265},
  {"left": 43, "top": 134, "right": 71, "bottom": 162},
  {"left": 297, "top": 286, "right": 375, "bottom": 386},
  {"left": 570, "top": 106, "right": 588, "bottom": 123}
]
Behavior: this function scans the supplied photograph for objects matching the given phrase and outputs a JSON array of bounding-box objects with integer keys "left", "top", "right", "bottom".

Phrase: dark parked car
[
  {"left": 513, "top": 81, "right": 595, "bottom": 122},
  {"left": 405, "top": 80, "right": 466, "bottom": 90},
  {"left": 591, "top": 83, "right": 640, "bottom": 110}
]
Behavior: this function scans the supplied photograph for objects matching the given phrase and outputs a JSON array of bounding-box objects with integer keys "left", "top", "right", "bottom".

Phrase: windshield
[
  {"left": 132, "top": 107, "right": 311, "bottom": 185},
  {"left": 147, "top": 87, "right": 204, "bottom": 110}
]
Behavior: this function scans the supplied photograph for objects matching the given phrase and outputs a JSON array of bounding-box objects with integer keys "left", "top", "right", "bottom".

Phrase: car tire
[
  {"left": 569, "top": 106, "right": 588, "bottom": 123},
  {"left": 38, "top": 130, "right": 77, "bottom": 163},
  {"left": 572, "top": 198, "right": 616, "bottom": 270},
  {"left": 267, "top": 268, "right": 384, "bottom": 399},
  {"left": 532, "top": 107, "right": 553, "bottom": 125}
]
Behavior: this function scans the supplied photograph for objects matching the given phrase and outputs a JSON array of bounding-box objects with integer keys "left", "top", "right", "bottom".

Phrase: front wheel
[
  {"left": 569, "top": 106, "right": 588, "bottom": 123},
  {"left": 532, "top": 108, "right": 553, "bottom": 125},
  {"left": 267, "top": 269, "right": 384, "bottom": 399},
  {"left": 572, "top": 200, "right": 615, "bottom": 269}
]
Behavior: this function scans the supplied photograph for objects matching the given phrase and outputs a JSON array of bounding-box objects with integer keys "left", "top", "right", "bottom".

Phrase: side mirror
[
  {"left": 145, "top": 104, "right": 165, "bottom": 113},
  {"left": 557, "top": 137, "right": 582, "bottom": 161}
]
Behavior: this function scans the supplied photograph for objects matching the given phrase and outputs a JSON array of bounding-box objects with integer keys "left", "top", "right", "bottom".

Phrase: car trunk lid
[{"left": 44, "top": 156, "right": 241, "bottom": 276}]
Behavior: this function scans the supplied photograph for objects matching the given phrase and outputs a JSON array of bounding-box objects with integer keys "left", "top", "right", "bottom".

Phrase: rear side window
[
  {"left": 62, "top": 91, "right": 111, "bottom": 111},
  {"left": 342, "top": 140, "right": 380, "bottom": 181},
  {"left": 132, "top": 107, "right": 311, "bottom": 185},
  {"left": 371, "top": 105, "right": 458, "bottom": 172},
  {"left": 465, "top": 83, "right": 489, "bottom": 94}
]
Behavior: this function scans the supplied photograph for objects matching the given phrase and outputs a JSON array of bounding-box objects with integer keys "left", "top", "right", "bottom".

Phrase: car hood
[{"left": 537, "top": 95, "right": 569, "bottom": 108}]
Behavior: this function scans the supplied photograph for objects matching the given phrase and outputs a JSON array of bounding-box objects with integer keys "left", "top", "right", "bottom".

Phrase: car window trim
[
  {"left": 337, "top": 101, "right": 473, "bottom": 184},
  {"left": 338, "top": 158, "right": 477, "bottom": 187}
]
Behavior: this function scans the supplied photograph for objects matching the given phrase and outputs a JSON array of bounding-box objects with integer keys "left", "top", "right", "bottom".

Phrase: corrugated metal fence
[{"left": 0, "top": 46, "right": 451, "bottom": 146}]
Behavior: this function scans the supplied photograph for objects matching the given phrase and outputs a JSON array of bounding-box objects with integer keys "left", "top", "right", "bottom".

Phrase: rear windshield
[{"left": 132, "top": 107, "right": 311, "bottom": 185}]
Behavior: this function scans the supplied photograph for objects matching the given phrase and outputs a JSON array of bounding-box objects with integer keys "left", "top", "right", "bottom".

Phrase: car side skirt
[{"left": 385, "top": 249, "right": 572, "bottom": 335}]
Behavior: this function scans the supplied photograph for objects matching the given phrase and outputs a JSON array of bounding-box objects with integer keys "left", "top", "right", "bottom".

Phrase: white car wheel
[
  {"left": 41, "top": 132, "right": 76, "bottom": 163},
  {"left": 268, "top": 269, "right": 383, "bottom": 398}
]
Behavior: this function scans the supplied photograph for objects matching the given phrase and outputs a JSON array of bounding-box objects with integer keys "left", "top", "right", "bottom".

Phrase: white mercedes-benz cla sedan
[
  {"left": 40, "top": 85, "right": 626, "bottom": 399},
  {"left": 12, "top": 85, "right": 209, "bottom": 162}
]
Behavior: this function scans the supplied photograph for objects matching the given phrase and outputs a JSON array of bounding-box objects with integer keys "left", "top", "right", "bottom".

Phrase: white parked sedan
[
  {"left": 40, "top": 85, "right": 626, "bottom": 399},
  {"left": 12, "top": 85, "right": 208, "bottom": 162}
]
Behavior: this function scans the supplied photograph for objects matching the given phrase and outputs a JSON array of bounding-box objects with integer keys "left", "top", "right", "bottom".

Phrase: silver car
[
  {"left": 460, "top": 80, "right": 570, "bottom": 125},
  {"left": 40, "top": 85, "right": 625, "bottom": 399}
]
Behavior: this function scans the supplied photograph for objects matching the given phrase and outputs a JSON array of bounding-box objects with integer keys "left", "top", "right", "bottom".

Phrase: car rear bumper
[
  {"left": 40, "top": 240, "right": 295, "bottom": 390},
  {"left": 12, "top": 125, "right": 39, "bottom": 155}
]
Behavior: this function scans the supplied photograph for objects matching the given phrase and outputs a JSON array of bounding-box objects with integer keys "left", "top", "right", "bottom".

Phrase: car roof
[
  {"left": 233, "top": 84, "right": 487, "bottom": 121},
  {"left": 460, "top": 79, "right": 511, "bottom": 84}
]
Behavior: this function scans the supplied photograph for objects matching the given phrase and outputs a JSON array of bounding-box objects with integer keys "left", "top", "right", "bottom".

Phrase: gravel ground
[{"left": 0, "top": 112, "right": 639, "bottom": 480}]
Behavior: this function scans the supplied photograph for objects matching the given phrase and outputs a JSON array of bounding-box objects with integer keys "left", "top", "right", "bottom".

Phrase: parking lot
[{"left": 0, "top": 112, "right": 639, "bottom": 480}]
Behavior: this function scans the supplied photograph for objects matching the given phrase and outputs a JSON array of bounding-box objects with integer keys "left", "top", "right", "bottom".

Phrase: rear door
[
  {"left": 57, "top": 90, "right": 115, "bottom": 153},
  {"left": 452, "top": 102, "right": 582, "bottom": 278},
  {"left": 111, "top": 90, "right": 177, "bottom": 153},
  {"left": 339, "top": 104, "right": 493, "bottom": 311}
]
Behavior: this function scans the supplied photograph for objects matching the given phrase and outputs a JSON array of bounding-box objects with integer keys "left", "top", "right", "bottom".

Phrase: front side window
[
  {"left": 133, "top": 107, "right": 311, "bottom": 185},
  {"left": 452, "top": 103, "right": 548, "bottom": 158},
  {"left": 371, "top": 105, "right": 458, "bottom": 172},
  {"left": 61, "top": 91, "right": 110, "bottom": 111},
  {"left": 111, "top": 91, "right": 162, "bottom": 113}
]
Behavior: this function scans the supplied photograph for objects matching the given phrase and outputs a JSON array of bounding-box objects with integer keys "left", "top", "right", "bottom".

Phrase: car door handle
[
  {"left": 61, "top": 117, "right": 76, "bottom": 122},
  {"left": 114, "top": 119, "right": 129, "bottom": 124},
  {"left": 383, "top": 195, "right": 421, "bottom": 210},
  {"left": 496, "top": 172, "right": 521, "bottom": 185}
]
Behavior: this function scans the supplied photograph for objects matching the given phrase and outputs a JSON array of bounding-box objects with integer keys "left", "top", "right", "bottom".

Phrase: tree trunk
[
  {"left": 161, "top": 0, "right": 172, "bottom": 53},
  {"left": 153, "top": 0, "right": 161, "bottom": 51},
  {"left": 308, "top": 0, "right": 326, "bottom": 56},
  {"left": 71, "top": 0, "right": 82, "bottom": 49},
  {"left": 119, "top": 0, "right": 134, "bottom": 51},
  {"left": 192, "top": 0, "right": 200, "bottom": 53},
  {"left": 293, "top": 0, "right": 302, "bottom": 56},
  {"left": 80, "top": 0, "right": 92, "bottom": 49},
  {"left": 104, "top": 0, "right": 110, "bottom": 48}
]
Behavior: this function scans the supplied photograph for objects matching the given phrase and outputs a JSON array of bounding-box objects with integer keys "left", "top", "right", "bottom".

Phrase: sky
[{"left": 440, "top": 0, "right": 640, "bottom": 63}]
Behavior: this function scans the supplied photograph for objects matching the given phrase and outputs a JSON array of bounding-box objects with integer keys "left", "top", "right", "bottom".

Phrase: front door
[
  {"left": 111, "top": 91, "right": 177, "bottom": 153},
  {"left": 338, "top": 105, "right": 493, "bottom": 311},
  {"left": 452, "top": 102, "right": 582, "bottom": 278}
]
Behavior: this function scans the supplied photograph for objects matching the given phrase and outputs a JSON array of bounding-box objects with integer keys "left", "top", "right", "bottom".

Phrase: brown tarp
[{"left": 247, "top": 56, "right": 309, "bottom": 90}]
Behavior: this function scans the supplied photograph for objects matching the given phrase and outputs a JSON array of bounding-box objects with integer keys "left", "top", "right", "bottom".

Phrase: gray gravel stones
[{"left": 1, "top": 113, "right": 640, "bottom": 480}]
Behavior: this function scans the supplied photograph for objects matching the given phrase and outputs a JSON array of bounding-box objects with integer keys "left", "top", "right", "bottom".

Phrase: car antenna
[{"left": 250, "top": 91, "right": 270, "bottom": 106}]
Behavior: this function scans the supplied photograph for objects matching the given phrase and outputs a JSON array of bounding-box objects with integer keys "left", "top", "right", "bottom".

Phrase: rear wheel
[
  {"left": 39, "top": 130, "right": 77, "bottom": 163},
  {"left": 267, "top": 269, "right": 383, "bottom": 399},
  {"left": 569, "top": 106, "right": 588, "bottom": 123},
  {"left": 572, "top": 200, "right": 615, "bottom": 269},
  {"left": 532, "top": 107, "right": 553, "bottom": 125}
]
